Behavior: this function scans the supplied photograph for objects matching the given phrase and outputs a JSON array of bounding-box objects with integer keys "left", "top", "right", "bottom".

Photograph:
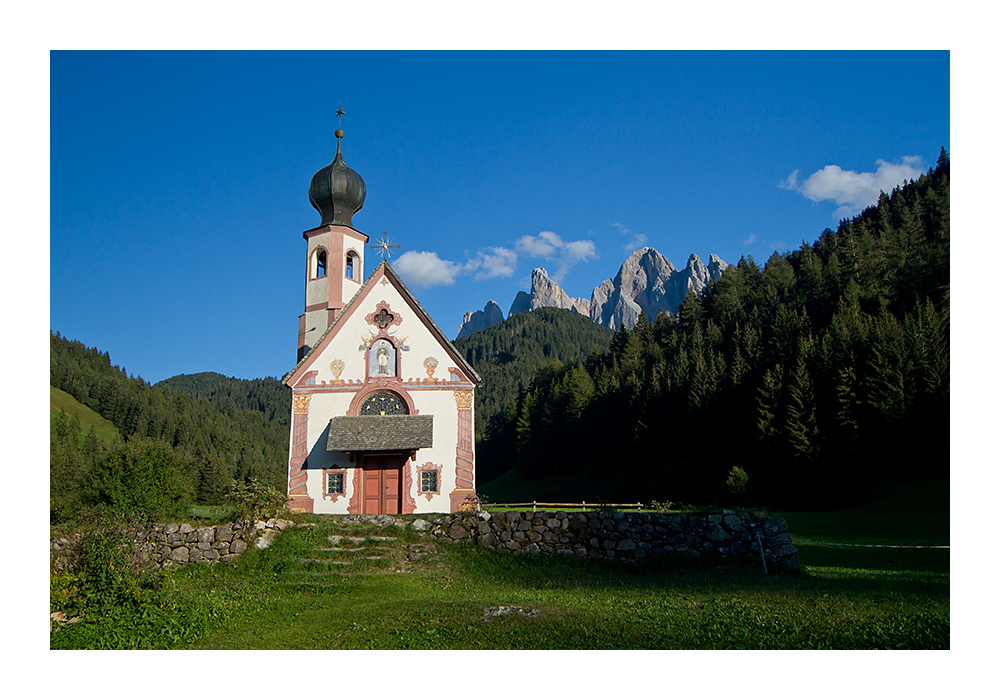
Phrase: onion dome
[{"left": 308, "top": 129, "right": 366, "bottom": 228}]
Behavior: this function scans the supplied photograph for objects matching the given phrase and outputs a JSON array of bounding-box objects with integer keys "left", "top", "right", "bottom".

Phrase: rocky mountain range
[{"left": 457, "top": 247, "right": 728, "bottom": 338}]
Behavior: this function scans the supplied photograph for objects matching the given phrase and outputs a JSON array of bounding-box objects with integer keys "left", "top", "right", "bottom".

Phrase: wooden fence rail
[{"left": 484, "top": 501, "right": 644, "bottom": 513}]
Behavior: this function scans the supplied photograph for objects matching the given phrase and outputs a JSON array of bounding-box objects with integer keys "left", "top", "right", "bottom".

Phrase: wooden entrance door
[{"left": 362, "top": 454, "right": 404, "bottom": 515}]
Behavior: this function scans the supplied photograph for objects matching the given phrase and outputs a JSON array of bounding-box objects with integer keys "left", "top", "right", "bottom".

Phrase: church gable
[{"left": 285, "top": 261, "right": 478, "bottom": 390}]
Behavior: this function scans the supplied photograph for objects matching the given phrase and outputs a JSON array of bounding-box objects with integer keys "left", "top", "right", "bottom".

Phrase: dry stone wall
[
  {"left": 415, "top": 509, "right": 800, "bottom": 571},
  {"left": 142, "top": 518, "right": 294, "bottom": 570}
]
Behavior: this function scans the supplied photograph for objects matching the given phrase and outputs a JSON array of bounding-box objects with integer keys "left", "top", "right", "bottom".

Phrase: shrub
[
  {"left": 227, "top": 478, "right": 287, "bottom": 527},
  {"left": 726, "top": 466, "right": 749, "bottom": 494},
  {"left": 81, "top": 438, "right": 194, "bottom": 519}
]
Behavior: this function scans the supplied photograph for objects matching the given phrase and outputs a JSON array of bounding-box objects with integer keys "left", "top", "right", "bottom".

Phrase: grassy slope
[
  {"left": 52, "top": 480, "right": 948, "bottom": 650},
  {"left": 50, "top": 386, "right": 121, "bottom": 445},
  {"left": 152, "top": 480, "right": 948, "bottom": 649}
]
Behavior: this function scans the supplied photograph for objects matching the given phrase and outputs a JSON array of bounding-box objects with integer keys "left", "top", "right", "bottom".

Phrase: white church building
[{"left": 283, "top": 128, "right": 480, "bottom": 515}]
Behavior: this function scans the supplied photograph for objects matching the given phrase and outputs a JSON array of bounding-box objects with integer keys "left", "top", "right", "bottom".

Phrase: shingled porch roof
[{"left": 325, "top": 415, "right": 434, "bottom": 452}]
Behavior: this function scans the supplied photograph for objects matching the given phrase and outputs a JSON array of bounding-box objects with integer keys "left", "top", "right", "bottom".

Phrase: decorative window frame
[
  {"left": 417, "top": 462, "right": 443, "bottom": 501},
  {"left": 322, "top": 466, "right": 348, "bottom": 503},
  {"left": 347, "top": 383, "right": 418, "bottom": 416}
]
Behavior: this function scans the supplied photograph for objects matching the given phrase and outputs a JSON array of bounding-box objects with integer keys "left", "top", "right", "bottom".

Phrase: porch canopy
[{"left": 326, "top": 414, "right": 434, "bottom": 452}]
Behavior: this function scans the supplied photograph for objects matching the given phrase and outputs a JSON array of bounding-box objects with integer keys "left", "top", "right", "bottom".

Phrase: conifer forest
[
  {"left": 469, "top": 150, "right": 950, "bottom": 507},
  {"left": 50, "top": 150, "right": 949, "bottom": 517}
]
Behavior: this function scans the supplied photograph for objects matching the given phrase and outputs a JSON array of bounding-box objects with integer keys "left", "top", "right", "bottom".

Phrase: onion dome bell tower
[
  {"left": 298, "top": 128, "right": 369, "bottom": 361},
  {"left": 309, "top": 128, "right": 366, "bottom": 227}
]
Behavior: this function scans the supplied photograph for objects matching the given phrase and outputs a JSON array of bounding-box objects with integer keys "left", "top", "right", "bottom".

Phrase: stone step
[
  {"left": 295, "top": 558, "right": 353, "bottom": 566},
  {"left": 313, "top": 546, "right": 367, "bottom": 553},
  {"left": 327, "top": 535, "right": 367, "bottom": 545}
]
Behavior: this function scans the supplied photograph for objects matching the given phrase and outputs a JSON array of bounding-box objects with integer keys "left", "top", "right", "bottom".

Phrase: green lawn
[{"left": 51, "top": 479, "right": 948, "bottom": 650}]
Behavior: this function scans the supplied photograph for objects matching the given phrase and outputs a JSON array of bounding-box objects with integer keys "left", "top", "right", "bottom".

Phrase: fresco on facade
[{"left": 368, "top": 339, "right": 396, "bottom": 377}]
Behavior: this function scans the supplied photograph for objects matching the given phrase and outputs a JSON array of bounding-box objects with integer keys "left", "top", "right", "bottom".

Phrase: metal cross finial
[
  {"left": 336, "top": 104, "right": 346, "bottom": 128},
  {"left": 371, "top": 232, "right": 401, "bottom": 260}
]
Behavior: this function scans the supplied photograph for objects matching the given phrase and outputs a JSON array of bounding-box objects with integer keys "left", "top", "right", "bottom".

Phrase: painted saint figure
[
  {"left": 369, "top": 339, "right": 395, "bottom": 377},
  {"left": 376, "top": 341, "right": 390, "bottom": 375}
]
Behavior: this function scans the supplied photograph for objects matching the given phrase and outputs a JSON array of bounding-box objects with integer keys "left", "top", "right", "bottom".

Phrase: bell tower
[{"left": 298, "top": 127, "right": 368, "bottom": 361}]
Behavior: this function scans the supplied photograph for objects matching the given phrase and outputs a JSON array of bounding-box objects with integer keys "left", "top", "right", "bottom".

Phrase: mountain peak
[{"left": 458, "top": 247, "right": 727, "bottom": 338}]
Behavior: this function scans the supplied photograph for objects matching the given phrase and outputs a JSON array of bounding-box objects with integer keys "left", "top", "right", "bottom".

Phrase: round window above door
[{"left": 359, "top": 391, "right": 408, "bottom": 416}]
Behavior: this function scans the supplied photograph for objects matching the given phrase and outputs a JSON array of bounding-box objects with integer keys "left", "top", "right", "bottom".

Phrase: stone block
[
  {"left": 169, "top": 546, "right": 190, "bottom": 563},
  {"left": 230, "top": 539, "right": 247, "bottom": 555},
  {"left": 197, "top": 526, "right": 215, "bottom": 543},
  {"left": 707, "top": 526, "right": 732, "bottom": 543},
  {"left": 214, "top": 523, "right": 233, "bottom": 542},
  {"left": 179, "top": 523, "right": 194, "bottom": 534},
  {"left": 189, "top": 549, "right": 206, "bottom": 562}
]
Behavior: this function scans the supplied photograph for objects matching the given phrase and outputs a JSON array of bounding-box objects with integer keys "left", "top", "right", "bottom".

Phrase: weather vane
[
  {"left": 371, "top": 232, "right": 401, "bottom": 260},
  {"left": 336, "top": 104, "right": 346, "bottom": 129}
]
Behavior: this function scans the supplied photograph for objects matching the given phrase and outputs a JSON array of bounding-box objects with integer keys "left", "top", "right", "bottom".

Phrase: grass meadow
[{"left": 50, "top": 478, "right": 948, "bottom": 651}]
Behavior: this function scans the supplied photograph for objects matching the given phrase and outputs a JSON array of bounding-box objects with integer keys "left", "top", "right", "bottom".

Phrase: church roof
[
  {"left": 283, "top": 259, "right": 481, "bottom": 387},
  {"left": 308, "top": 129, "right": 366, "bottom": 228},
  {"left": 326, "top": 414, "right": 434, "bottom": 452}
]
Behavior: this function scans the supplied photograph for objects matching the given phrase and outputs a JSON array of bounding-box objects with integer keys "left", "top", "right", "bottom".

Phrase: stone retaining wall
[
  {"left": 414, "top": 509, "right": 800, "bottom": 571},
  {"left": 141, "top": 518, "right": 294, "bottom": 570}
]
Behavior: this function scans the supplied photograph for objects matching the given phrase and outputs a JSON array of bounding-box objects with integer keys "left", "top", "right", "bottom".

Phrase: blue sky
[{"left": 49, "top": 50, "right": 949, "bottom": 384}]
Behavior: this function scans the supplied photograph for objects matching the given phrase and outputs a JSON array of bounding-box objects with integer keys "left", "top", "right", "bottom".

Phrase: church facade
[{"left": 283, "top": 129, "right": 480, "bottom": 515}]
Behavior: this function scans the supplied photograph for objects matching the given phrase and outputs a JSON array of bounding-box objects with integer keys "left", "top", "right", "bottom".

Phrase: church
[{"left": 282, "top": 127, "right": 481, "bottom": 515}]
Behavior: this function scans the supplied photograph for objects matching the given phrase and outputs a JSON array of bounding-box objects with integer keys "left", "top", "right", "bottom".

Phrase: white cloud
[
  {"left": 464, "top": 247, "right": 517, "bottom": 280},
  {"left": 781, "top": 156, "right": 925, "bottom": 219},
  {"left": 515, "top": 231, "right": 562, "bottom": 257},
  {"left": 515, "top": 230, "right": 598, "bottom": 282},
  {"left": 743, "top": 233, "right": 756, "bottom": 245},
  {"left": 394, "top": 250, "right": 463, "bottom": 289},
  {"left": 613, "top": 222, "right": 647, "bottom": 252}
]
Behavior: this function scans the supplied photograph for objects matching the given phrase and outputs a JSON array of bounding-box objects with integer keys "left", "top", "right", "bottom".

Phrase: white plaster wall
[
  {"left": 295, "top": 266, "right": 475, "bottom": 514},
  {"left": 305, "top": 237, "right": 330, "bottom": 308}
]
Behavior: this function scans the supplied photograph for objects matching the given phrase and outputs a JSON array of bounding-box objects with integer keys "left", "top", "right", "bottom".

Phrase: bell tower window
[
  {"left": 312, "top": 249, "right": 328, "bottom": 279},
  {"left": 346, "top": 251, "right": 358, "bottom": 281}
]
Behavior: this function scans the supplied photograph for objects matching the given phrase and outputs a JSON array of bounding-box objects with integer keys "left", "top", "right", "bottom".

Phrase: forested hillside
[
  {"left": 478, "top": 150, "right": 950, "bottom": 507},
  {"left": 50, "top": 334, "right": 290, "bottom": 520},
  {"left": 453, "top": 306, "right": 614, "bottom": 441},
  {"left": 156, "top": 372, "right": 290, "bottom": 423}
]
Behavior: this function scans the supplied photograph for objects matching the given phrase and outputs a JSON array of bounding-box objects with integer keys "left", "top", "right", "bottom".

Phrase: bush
[
  {"left": 81, "top": 438, "right": 194, "bottom": 519},
  {"left": 727, "top": 466, "right": 749, "bottom": 494},
  {"left": 227, "top": 478, "right": 287, "bottom": 526}
]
